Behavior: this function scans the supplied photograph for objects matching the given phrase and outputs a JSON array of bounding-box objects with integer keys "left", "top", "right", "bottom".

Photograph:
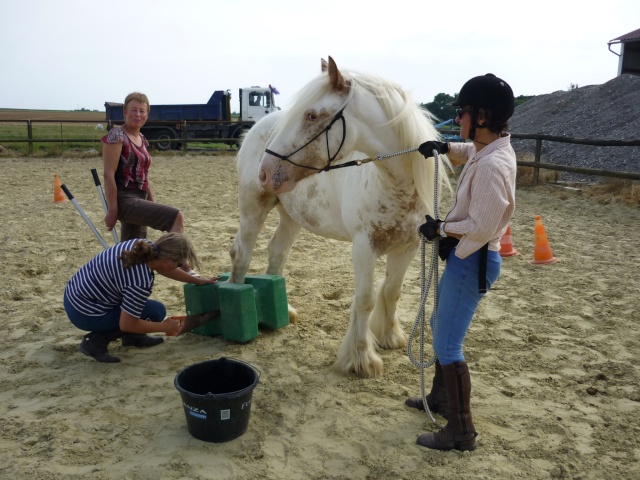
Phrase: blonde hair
[
  {"left": 123, "top": 92, "right": 150, "bottom": 113},
  {"left": 119, "top": 233, "right": 200, "bottom": 270}
]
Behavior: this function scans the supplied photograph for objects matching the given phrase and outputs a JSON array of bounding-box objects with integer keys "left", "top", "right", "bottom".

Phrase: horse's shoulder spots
[{"left": 306, "top": 182, "right": 319, "bottom": 200}]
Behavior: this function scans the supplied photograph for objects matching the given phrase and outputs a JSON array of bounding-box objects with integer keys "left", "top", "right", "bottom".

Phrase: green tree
[
  {"left": 421, "top": 92, "right": 458, "bottom": 122},
  {"left": 515, "top": 95, "right": 534, "bottom": 107},
  {"left": 422, "top": 92, "right": 534, "bottom": 122}
]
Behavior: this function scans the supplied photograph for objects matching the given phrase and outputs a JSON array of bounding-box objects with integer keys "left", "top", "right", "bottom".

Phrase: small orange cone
[
  {"left": 531, "top": 215, "right": 558, "bottom": 265},
  {"left": 53, "top": 173, "right": 68, "bottom": 203},
  {"left": 499, "top": 224, "right": 519, "bottom": 257}
]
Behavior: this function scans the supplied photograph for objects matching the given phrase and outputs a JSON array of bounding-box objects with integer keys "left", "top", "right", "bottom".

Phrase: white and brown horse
[{"left": 230, "top": 57, "right": 449, "bottom": 378}]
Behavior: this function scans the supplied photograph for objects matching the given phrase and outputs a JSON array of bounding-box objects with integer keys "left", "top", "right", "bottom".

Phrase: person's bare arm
[
  {"left": 103, "top": 143, "right": 122, "bottom": 230},
  {"left": 119, "top": 309, "right": 181, "bottom": 335}
]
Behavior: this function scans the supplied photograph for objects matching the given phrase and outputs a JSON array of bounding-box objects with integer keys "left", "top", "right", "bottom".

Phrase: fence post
[
  {"left": 27, "top": 120, "right": 33, "bottom": 156},
  {"left": 182, "top": 121, "right": 188, "bottom": 152},
  {"left": 533, "top": 138, "right": 542, "bottom": 186}
]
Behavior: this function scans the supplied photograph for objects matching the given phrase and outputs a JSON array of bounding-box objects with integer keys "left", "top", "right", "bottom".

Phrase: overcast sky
[{"left": 1, "top": 0, "right": 638, "bottom": 113}]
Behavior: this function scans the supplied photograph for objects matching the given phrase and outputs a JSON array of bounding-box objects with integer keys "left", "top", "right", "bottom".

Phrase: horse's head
[{"left": 259, "top": 56, "right": 355, "bottom": 194}]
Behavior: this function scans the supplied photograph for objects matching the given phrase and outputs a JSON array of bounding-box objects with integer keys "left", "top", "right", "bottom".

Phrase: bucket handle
[{"left": 221, "top": 356, "right": 262, "bottom": 382}]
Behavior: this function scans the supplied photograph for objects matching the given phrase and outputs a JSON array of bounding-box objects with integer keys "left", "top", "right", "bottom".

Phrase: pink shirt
[
  {"left": 101, "top": 127, "right": 152, "bottom": 191},
  {"left": 445, "top": 133, "right": 517, "bottom": 259}
]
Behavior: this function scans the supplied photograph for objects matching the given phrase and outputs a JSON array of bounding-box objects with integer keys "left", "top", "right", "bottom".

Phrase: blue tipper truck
[{"left": 105, "top": 86, "right": 279, "bottom": 150}]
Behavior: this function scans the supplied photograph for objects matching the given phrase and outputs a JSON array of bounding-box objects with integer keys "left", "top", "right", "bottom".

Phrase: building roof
[{"left": 609, "top": 28, "right": 640, "bottom": 44}]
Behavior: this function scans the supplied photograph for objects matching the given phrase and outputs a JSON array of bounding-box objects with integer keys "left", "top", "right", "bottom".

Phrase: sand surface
[{"left": 1, "top": 154, "right": 639, "bottom": 479}]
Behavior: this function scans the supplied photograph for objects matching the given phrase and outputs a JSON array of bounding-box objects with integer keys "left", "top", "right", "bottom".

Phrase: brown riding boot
[
  {"left": 404, "top": 360, "right": 448, "bottom": 418},
  {"left": 416, "top": 361, "right": 477, "bottom": 451}
]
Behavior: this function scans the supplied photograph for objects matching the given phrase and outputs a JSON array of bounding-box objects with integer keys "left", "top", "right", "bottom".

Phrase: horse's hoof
[
  {"left": 288, "top": 305, "right": 299, "bottom": 324},
  {"left": 378, "top": 331, "right": 407, "bottom": 350}
]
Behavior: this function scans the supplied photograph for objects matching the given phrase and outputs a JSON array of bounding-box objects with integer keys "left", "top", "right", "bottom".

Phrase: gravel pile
[{"left": 508, "top": 74, "right": 640, "bottom": 182}]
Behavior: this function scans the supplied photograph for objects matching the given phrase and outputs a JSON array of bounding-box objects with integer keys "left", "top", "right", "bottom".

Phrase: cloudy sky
[{"left": 1, "top": 0, "right": 638, "bottom": 113}]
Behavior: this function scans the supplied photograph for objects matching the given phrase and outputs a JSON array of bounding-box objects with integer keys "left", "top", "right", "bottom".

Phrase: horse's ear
[
  {"left": 327, "top": 56, "right": 349, "bottom": 93},
  {"left": 321, "top": 58, "right": 328, "bottom": 73}
]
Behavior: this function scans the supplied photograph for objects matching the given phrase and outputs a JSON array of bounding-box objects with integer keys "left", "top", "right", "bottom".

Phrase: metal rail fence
[{"left": 1, "top": 119, "right": 639, "bottom": 183}]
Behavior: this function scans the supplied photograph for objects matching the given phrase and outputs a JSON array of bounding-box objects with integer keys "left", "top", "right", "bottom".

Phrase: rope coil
[{"left": 406, "top": 149, "right": 444, "bottom": 428}]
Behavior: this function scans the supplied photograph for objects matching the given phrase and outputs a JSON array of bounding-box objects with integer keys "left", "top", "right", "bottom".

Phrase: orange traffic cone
[
  {"left": 499, "top": 224, "right": 519, "bottom": 257},
  {"left": 531, "top": 215, "right": 558, "bottom": 265},
  {"left": 53, "top": 173, "right": 68, "bottom": 203}
]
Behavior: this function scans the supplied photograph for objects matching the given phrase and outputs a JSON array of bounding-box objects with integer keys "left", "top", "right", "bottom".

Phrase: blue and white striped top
[{"left": 64, "top": 240, "right": 155, "bottom": 318}]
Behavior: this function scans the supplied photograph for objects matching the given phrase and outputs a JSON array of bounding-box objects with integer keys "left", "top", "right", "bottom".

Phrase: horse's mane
[
  {"left": 344, "top": 71, "right": 451, "bottom": 213},
  {"left": 278, "top": 68, "right": 450, "bottom": 214}
]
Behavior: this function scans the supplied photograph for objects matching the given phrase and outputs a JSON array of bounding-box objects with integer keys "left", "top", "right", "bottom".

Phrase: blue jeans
[
  {"left": 431, "top": 248, "right": 501, "bottom": 365},
  {"left": 64, "top": 294, "right": 166, "bottom": 332}
]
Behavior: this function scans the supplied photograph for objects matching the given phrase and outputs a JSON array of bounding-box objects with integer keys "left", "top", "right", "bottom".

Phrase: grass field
[
  {"left": 0, "top": 109, "right": 107, "bottom": 156},
  {"left": 0, "top": 109, "right": 105, "bottom": 122},
  {"left": 0, "top": 109, "right": 239, "bottom": 156}
]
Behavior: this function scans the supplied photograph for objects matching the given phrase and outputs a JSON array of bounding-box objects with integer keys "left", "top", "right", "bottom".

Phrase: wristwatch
[{"left": 439, "top": 222, "right": 447, "bottom": 238}]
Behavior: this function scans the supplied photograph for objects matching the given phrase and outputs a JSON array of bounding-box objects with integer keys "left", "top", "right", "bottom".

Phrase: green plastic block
[
  {"left": 217, "top": 282, "right": 259, "bottom": 342},
  {"left": 183, "top": 283, "right": 223, "bottom": 336},
  {"left": 244, "top": 275, "right": 289, "bottom": 330}
]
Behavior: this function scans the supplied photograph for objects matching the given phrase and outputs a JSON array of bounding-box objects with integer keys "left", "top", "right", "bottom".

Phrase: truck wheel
[
  {"left": 233, "top": 128, "right": 250, "bottom": 148},
  {"left": 153, "top": 129, "right": 175, "bottom": 151}
]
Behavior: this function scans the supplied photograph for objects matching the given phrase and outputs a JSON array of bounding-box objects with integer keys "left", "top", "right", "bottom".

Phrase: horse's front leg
[
  {"left": 229, "top": 185, "right": 278, "bottom": 284},
  {"left": 335, "top": 239, "right": 383, "bottom": 378},
  {"left": 265, "top": 205, "right": 302, "bottom": 323},
  {"left": 369, "top": 245, "right": 418, "bottom": 350}
]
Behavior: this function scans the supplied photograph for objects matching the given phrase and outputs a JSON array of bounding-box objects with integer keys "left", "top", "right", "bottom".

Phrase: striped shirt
[
  {"left": 446, "top": 134, "right": 517, "bottom": 259},
  {"left": 64, "top": 240, "right": 155, "bottom": 318}
]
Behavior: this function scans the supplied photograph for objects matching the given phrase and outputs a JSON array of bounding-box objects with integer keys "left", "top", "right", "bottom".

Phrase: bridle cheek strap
[{"left": 264, "top": 108, "right": 347, "bottom": 172}]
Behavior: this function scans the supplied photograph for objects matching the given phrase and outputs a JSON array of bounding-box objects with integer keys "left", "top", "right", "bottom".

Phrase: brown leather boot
[
  {"left": 404, "top": 360, "right": 448, "bottom": 418},
  {"left": 416, "top": 361, "right": 477, "bottom": 451}
]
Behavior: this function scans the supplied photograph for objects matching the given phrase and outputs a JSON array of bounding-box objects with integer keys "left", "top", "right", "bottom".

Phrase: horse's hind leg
[
  {"left": 265, "top": 205, "right": 302, "bottom": 323},
  {"left": 229, "top": 187, "right": 277, "bottom": 284},
  {"left": 369, "top": 246, "right": 416, "bottom": 350}
]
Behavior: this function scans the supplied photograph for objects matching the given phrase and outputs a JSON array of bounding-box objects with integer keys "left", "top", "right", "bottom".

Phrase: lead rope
[{"left": 406, "top": 149, "right": 444, "bottom": 429}]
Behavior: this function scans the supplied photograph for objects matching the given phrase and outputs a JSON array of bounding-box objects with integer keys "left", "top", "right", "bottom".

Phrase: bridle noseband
[{"left": 264, "top": 107, "right": 348, "bottom": 172}]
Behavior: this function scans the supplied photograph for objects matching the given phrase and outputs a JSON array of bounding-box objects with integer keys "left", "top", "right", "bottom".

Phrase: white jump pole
[
  {"left": 91, "top": 168, "right": 119, "bottom": 244},
  {"left": 60, "top": 184, "right": 109, "bottom": 249}
]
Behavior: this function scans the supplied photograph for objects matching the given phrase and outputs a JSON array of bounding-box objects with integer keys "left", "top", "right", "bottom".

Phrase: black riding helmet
[{"left": 452, "top": 73, "right": 515, "bottom": 122}]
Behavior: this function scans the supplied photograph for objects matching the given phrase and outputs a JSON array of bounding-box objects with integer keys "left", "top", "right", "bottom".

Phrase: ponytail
[
  {"left": 119, "top": 240, "right": 160, "bottom": 268},
  {"left": 118, "top": 233, "right": 200, "bottom": 270}
]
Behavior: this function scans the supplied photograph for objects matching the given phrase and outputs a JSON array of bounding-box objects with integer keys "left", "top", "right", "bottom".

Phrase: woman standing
[
  {"left": 407, "top": 74, "right": 517, "bottom": 451},
  {"left": 63, "top": 233, "right": 218, "bottom": 363},
  {"left": 101, "top": 92, "right": 196, "bottom": 274}
]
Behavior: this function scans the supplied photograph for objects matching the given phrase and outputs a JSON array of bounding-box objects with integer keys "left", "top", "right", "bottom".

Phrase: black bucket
[{"left": 174, "top": 357, "right": 260, "bottom": 442}]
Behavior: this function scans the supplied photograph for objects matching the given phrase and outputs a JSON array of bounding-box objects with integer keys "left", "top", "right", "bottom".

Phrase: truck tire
[
  {"left": 232, "top": 127, "right": 250, "bottom": 148},
  {"left": 152, "top": 129, "right": 176, "bottom": 151}
]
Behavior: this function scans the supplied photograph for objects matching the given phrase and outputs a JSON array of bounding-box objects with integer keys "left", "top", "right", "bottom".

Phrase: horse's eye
[{"left": 307, "top": 112, "right": 318, "bottom": 122}]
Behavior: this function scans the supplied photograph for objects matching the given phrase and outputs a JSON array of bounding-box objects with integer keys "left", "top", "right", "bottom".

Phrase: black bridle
[{"left": 264, "top": 107, "right": 352, "bottom": 172}]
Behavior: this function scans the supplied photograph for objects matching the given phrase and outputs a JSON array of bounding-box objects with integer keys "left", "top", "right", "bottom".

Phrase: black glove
[
  {"left": 419, "top": 215, "right": 441, "bottom": 241},
  {"left": 418, "top": 141, "right": 449, "bottom": 159}
]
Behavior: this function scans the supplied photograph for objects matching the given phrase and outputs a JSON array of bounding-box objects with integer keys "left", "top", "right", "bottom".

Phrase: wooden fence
[
  {"left": 1, "top": 119, "right": 639, "bottom": 183},
  {"left": 511, "top": 133, "right": 640, "bottom": 184}
]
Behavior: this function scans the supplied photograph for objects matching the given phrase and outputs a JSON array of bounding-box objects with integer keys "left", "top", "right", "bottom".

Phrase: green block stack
[
  {"left": 182, "top": 274, "right": 290, "bottom": 343},
  {"left": 183, "top": 283, "right": 222, "bottom": 336}
]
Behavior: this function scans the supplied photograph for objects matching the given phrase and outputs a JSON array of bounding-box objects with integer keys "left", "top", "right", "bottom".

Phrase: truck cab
[{"left": 239, "top": 86, "right": 279, "bottom": 122}]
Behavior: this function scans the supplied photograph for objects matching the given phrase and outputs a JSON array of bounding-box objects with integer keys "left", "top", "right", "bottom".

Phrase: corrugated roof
[{"left": 609, "top": 28, "right": 640, "bottom": 44}]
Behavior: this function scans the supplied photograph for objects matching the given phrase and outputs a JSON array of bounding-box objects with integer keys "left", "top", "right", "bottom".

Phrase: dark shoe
[
  {"left": 121, "top": 333, "right": 164, "bottom": 348},
  {"left": 416, "top": 361, "right": 477, "bottom": 451},
  {"left": 78, "top": 330, "right": 121, "bottom": 363},
  {"left": 405, "top": 360, "right": 448, "bottom": 418}
]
